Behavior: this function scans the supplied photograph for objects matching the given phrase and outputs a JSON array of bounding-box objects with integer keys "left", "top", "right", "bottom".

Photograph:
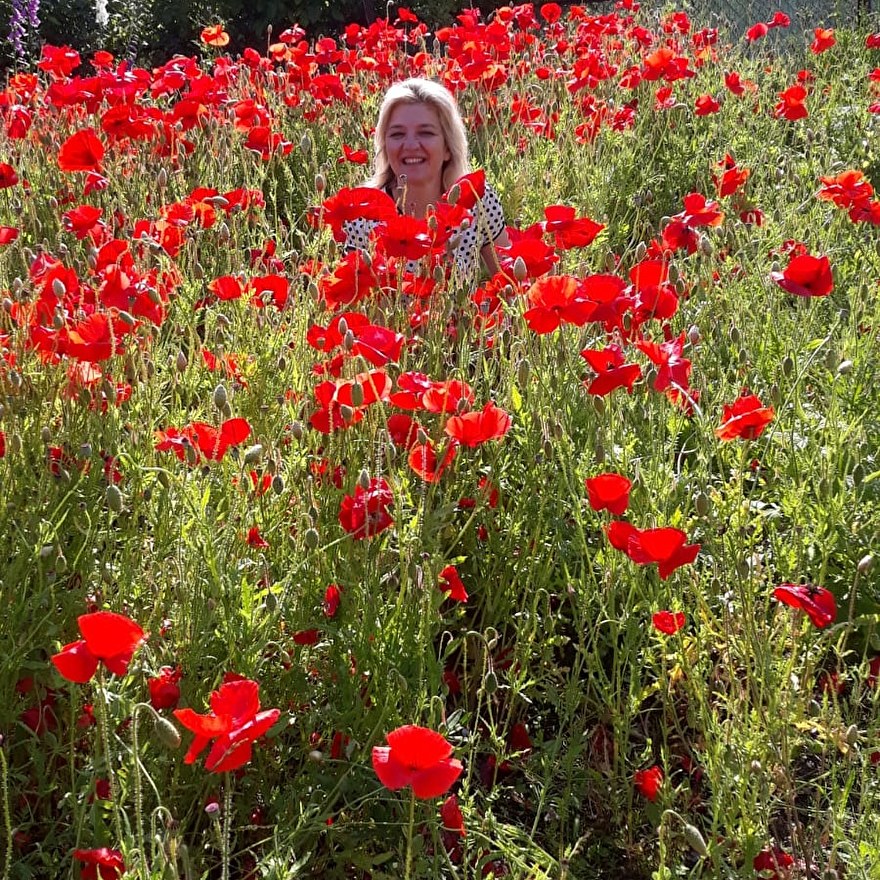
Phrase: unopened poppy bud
[
  {"left": 40, "top": 426, "right": 51, "bottom": 443},
  {"left": 339, "top": 404, "right": 354, "bottom": 422},
  {"left": 219, "top": 401, "right": 232, "bottom": 419},
  {"left": 483, "top": 670, "right": 498, "bottom": 694},
  {"left": 215, "top": 313, "right": 231, "bottom": 329},
  {"left": 675, "top": 278, "right": 686, "bottom": 296},
  {"left": 300, "top": 132, "right": 312, "bottom": 154},
  {"left": 8, "top": 433, "right": 21, "bottom": 455},
  {"left": 358, "top": 468, "right": 370, "bottom": 489},
  {"left": 212, "top": 384, "right": 228, "bottom": 408},
  {"left": 846, "top": 724, "right": 860, "bottom": 744},
  {"left": 315, "top": 173, "right": 326, "bottom": 194},
  {"left": 699, "top": 236, "right": 713, "bottom": 256},
  {"left": 837, "top": 359, "right": 853, "bottom": 375},
  {"left": 729, "top": 325, "right": 740, "bottom": 346},
  {"left": 738, "top": 348, "right": 748, "bottom": 365},
  {"left": 667, "top": 264, "right": 679, "bottom": 284},
  {"left": 427, "top": 214, "right": 438, "bottom": 231},
  {"left": 447, "top": 183, "right": 460, "bottom": 206},
  {"left": 52, "top": 278, "right": 66, "bottom": 298},
  {"left": 105, "top": 485, "right": 124, "bottom": 513},
  {"left": 592, "top": 396, "right": 605, "bottom": 416},
  {"left": 517, "top": 358, "right": 531, "bottom": 387},
  {"left": 118, "top": 310, "right": 136, "bottom": 327},
  {"left": 154, "top": 716, "right": 181, "bottom": 749},
  {"left": 272, "top": 474, "right": 284, "bottom": 495},
  {"left": 688, "top": 324, "right": 701, "bottom": 346},
  {"left": 309, "top": 749, "right": 324, "bottom": 762},
  {"left": 56, "top": 552, "right": 68, "bottom": 572},
  {"left": 53, "top": 312, "right": 64, "bottom": 330},
  {"left": 634, "top": 241, "right": 647, "bottom": 261},
  {"left": 304, "top": 527, "right": 320, "bottom": 549},
  {"left": 858, "top": 554, "right": 874, "bottom": 574},
  {"left": 349, "top": 383, "right": 364, "bottom": 407},
  {"left": 176, "top": 350, "right": 188, "bottom": 372},
  {"left": 8, "top": 370, "right": 21, "bottom": 389},
  {"left": 343, "top": 329, "right": 355, "bottom": 351},
  {"left": 290, "top": 421, "right": 304, "bottom": 441},
  {"left": 157, "top": 167, "right": 167, "bottom": 189},
  {"left": 682, "top": 824, "right": 709, "bottom": 858},
  {"left": 594, "top": 442, "right": 605, "bottom": 463},
  {"left": 2, "top": 298, "right": 12, "bottom": 313},
  {"left": 512, "top": 256, "right": 528, "bottom": 282},
  {"left": 218, "top": 222, "right": 230, "bottom": 243},
  {"left": 782, "top": 354, "right": 794, "bottom": 377},
  {"left": 244, "top": 444, "right": 263, "bottom": 465},
  {"left": 769, "top": 384, "right": 781, "bottom": 407},
  {"left": 193, "top": 262, "right": 204, "bottom": 280},
  {"left": 416, "top": 427, "right": 429, "bottom": 445},
  {"left": 433, "top": 264, "right": 445, "bottom": 283}
]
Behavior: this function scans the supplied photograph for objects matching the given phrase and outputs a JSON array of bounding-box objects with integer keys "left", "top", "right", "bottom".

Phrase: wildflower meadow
[{"left": 1, "top": 2, "right": 880, "bottom": 878}]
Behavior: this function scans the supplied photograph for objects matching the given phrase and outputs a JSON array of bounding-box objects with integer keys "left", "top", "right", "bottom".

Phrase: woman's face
[{"left": 383, "top": 102, "right": 450, "bottom": 193}]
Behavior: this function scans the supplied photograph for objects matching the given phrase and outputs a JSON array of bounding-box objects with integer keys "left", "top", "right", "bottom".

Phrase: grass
[{"left": 0, "top": 3, "right": 879, "bottom": 878}]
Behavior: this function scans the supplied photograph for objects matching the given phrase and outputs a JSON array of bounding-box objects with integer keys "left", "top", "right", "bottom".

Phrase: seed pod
[
  {"left": 154, "top": 716, "right": 181, "bottom": 750},
  {"left": 244, "top": 444, "right": 263, "bottom": 465},
  {"left": 213, "top": 384, "right": 228, "bottom": 408},
  {"left": 304, "top": 528, "right": 320, "bottom": 549}
]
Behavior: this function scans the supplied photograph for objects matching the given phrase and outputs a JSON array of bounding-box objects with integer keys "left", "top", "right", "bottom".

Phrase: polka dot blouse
[{"left": 341, "top": 183, "right": 507, "bottom": 276}]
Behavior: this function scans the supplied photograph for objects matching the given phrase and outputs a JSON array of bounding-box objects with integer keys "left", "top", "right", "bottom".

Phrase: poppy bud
[
  {"left": 304, "top": 527, "right": 320, "bottom": 549},
  {"left": 315, "top": 173, "right": 326, "bottom": 194},
  {"left": 290, "top": 421, "right": 304, "bottom": 441},
  {"left": 212, "top": 384, "right": 228, "bottom": 408},
  {"left": 105, "top": 485, "right": 124, "bottom": 513},
  {"left": 52, "top": 278, "right": 66, "bottom": 298},
  {"left": 516, "top": 358, "right": 530, "bottom": 387},
  {"left": 154, "top": 716, "right": 181, "bottom": 750},
  {"left": 729, "top": 325, "right": 740, "bottom": 346},
  {"left": 348, "top": 383, "right": 364, "bottom": 407},
  {"left": 56, "top": 552, "right": 67, "bottom": 572},
  {"left": 343, "top": 330, "right": 355, "bottom": 351},
  {"left": 358, "top": 468, "right": 370, "bottom": 489},
  {"left": 846, "top": 724, "right": 860, "bottom": 745},
  {"left": 157, "top": 167, "right": 167, "bottom": 189},
  {"left": 782, "top": 354, "right": 794, "bottom": 377},
  {"left": 699, "top": 236, "right": 713, "bottom": 256},
  {"left": 176, "top": 351, "right": 187, "bottom": 372},
  {"left": 688, "top": 324, "right": 701, "bottom": 345},
  {"left": 837, "top": 359, "right": 852, "bottom": 376},
  {"left": 695, "top": 492, "right": 710, "bottom": 517},
  {"left": 769, "top": 384, "right": 781, "bottom": 407},
  {"left": 218, "top": 222, "right": 230, "bottom": 243},
  {"left": 858, "top": 554, "right": 874, "bottom": 573},
  {"left": 300, "top": 132, "right": 312, "bottom": 154},
  {"left": 2, "top": 298, "right": 12, "bottom": 313},
  {"left": 53, "top": 312, "right": 64, "bottom": 330},
  {"left": 9, "top": 370, "right": 21, "bottom": 389},
  {"left": 309, "top": 749, "right": 324, "bottom": 762},
  {"left": 483, "top": 670, "right": 498, "bottom": 694},
  {"left": 594, "top": 443, "right": 605, "bottom": 464},
  {"left": 852, "top": 463, "right": 864, "bottom": 487},
  {"left": 447, "top": 183, "right": 460, "bottom": 206},
  {"left": 634, "top": 241, "right": 647, "bottom": 261},
  {"left": 336, "top": 316, "right": 348, "bottom": 336},
  {"left": 682, "top": 823, "right": 709, "bottom": 858},
  {"left": 667, "top": 264, "right": 679, "bottom": 284},
  {"left": 244, "top": 444, "right": 263, "bottom": 465},
  {"left": 272, "top": 474, "right": 284, "bottom": 495},
  {"left": 512, "top": 256, "right": 528, "bottom": 282},
  {"left": 339, "top": 404, "right": 354, "bottom": 422},
  {"left": 40, "top": 426, "right": 51, "bottom": 443}
]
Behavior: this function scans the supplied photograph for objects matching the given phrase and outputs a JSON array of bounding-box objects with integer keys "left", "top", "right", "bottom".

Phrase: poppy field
[{"left": 1, "top": 2, "right": 880, "bottom": 877}]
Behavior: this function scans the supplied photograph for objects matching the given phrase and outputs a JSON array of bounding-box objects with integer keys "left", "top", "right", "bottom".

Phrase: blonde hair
[{"left": 367, "top": 78, "right": 471, "bottom": 193}]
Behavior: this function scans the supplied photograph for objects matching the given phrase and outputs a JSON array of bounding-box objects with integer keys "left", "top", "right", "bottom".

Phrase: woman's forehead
[{"left": 386, "top": 102, "right": 442, "bottom": 129}]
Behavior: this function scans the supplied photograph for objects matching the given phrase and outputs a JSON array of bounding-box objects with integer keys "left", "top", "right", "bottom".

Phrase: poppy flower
[
  {"left": 773, "top": 583, "right": 837, "bottom": 628},
  {"left": 0, "top": 226, "right": 19, "bottom": 245},
  {"left": 652, "top": 611, "right": 686, "bottom": 635},
  {"left": 441, "top": 794, "right": 466, "bottom": 837},
  {"left": 174, "top": 678, "right": 279, "bottom": 772},
  {"left": 323, "top": 584, "right": 342, "bottom": 618},
  {"left": 338, "top": 477, "right": 394, "bottom": 539},
  {"left": 768, "top": 12, "right": 790, "bottom": 28},
  {"left": 581, "top": 345, "right": 642, "bottom": 397},
  {"left": 774, "top": 85, "right": 808, "bottom": 121},
  {"left": 438, "top": 565, "right": 468, "bottom": 602},
  {"left": 770, "top": 253, "right": 833, "bottom": 298},
  {"left": 444, "top": 402, "right": 512, "bottom": 447},
  {"left": 372, "top": 725, "right": 463, "bottom": 799},
  {"left": 633, "top": 765, "right": 663, "bottom": 802},
  {"left": 0, "top": 162, "right": 18, "bottom": 188},
  {"left": 58, "top": 128, "right": 105, "bottom": 173},
  {"left": 811, "top": 27, "right": 835, "bottom": 54},
  {"left": 148, "top": 665, "right": 182, "bottom": 710},
  {"left": 200, "top": 25, "right": 230, "bottom": 47},
  {"left": 409, "top": 440, "right": 457, "bottom": 483},
  {"left": 51, "top": 611, "right": 146, "bottom": 683},
  {"left": 715, "top": 393, "right": 774, "bottom": 441},
  {"left": 73, "top": 847, "right": 125, "bottom": 879},
  {"left": 585, "top": 473, "right": 632, "bottom": 515},
  {"left": 635, "top": 333, "right": 691, "bottom": 393},
  {"left": 753, "top": 847, "right": 794, "bottom": 878},
  {"left": 523, "top": 275, "right": 595, "bottom": 333},
  {"left": 541, "top": 205, "right": 604, "bottom": 250},
  {"left": 321, "top": 187, "right": 397, "bottom": 242},
  {"left": 713, "top": 154, "right": 750, "bottom": 197},
  {"left": 694, "top": 94, "right": 720, "bottom": 115},
  {"left": 746, "top": 22, "right": 768, "bottom": 41},
  {"left": 626, "top": 526, "right": 701, "bottom": 580}
]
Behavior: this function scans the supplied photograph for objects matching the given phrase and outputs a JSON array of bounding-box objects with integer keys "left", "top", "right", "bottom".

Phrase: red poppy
[
  {"left": 444, "top": 402, "right": 512, "bottom": 447},
  {"left": 73, "top": 847, "right": 125, "bottom": 879},
  {"left": 585, "top": 473, "right": 632, "bottom": 515},
  {"left": 770, "top": 253, "right": 833, "bottom": 297},
  {"left": 818, "top": 169, "right": 873, "bottom": 209},
  {"left": 713, "top": 154, "right": 750, "bottom": 197},
  {"left": 438, "top": 565, "right": 468, "bottom": 602},
  {"left": 200, "top": 25, "right": 230, "bottom": 47},
  {"left": 774, "top": 85, "right": 808, "bottom": 121},
  {"left": 746, "top": 22, "right": 768, "bottom": 41},
  {"left": 652, "top": 611, "right": 686, "bottom": 635},
  {"left": 246, "top": 526, "right": 269, "bottom": 549},
  {"left": 51, "top": 611, "right": 146, "bottom": 683},
  {"left": 62, "top": 205, "right": 104, "bottom": 240},
  {"left": 58, "top": 128, "right": 105, "bottom": 173},
  {"left": 376, "top": 214, "right": 436, "bottom": 260},
  {"left": 0, "top": 226, "right": 18, "bottom": 245},
  {"left": 155, "top": 418, "right": 251, "bottom": 463},
  {"left": 811, "top": 27, "right": 835, "bottom": 54},
  {"left": 174, "top": 678, "right": 280, "bottom": 773},
  {"left": 323, "top": 584, "right": 342, "bottom": 618},
  {"left": 773, "top": 583, "right": 837, "bottom": 629},
  {"left": 541, "top": 205, "right": 604, "bottom": 250},
  {"left": 694, "top": 94, "right": 720, "bottom": 115},
  {"left": 753, "top": 847, "right": 794, "bottom": 878},
  {"left": 769, "top": 12, "right": 790, "bottom": 27},
  {"left": 409, "top": 440, "right": 457, "bottom": 483},
  {"left": 715, "top": 393, "right": 774, "bottom": 441},
  {"left": 338, "top": 143, "right": 369, "bottom": 165},
  {"left": 372, "top": 725, "right": 463, "bottom": 799},
  {"left": 420, "top": 379, "right": 475, "bottom": 415},
  {"left": 338, "top": 477, "right": 394, "bottom": 539},
  {"left": 581, "top": 345, "right": 642, "bottom": 397},
  {"left": 633, "top": 765, "right": 663, "bottom": 802},
  {"left": 441, "top": 794, "right": 466, "bottom": 837},
  {"left": 626, "top": 526, "right": 701, "bottom": 580},
  {"left": 0, "top": 162, "right": 18, "bottom": 188},
  {"left": 523, "top": 275, "right": 595, "bottom": 333},
  {"left": 319, "top": 187, "right": 397, "bottom": 243},
  {"left": 635, "top": 333, "right": 691, "bottom": 393},
  {"left": 148, "top": 665, "right": 182, "bottom": 710}
]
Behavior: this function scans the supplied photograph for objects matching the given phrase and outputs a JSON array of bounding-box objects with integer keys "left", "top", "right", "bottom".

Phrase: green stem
[
  {"left": 95, "top": 670, "right": 125, "bottom": 845},
  {"left": 221, "top": 774, "right": 233, "bottom": 880},
  {"left": 0, "top": 744, "right": 12, "bottom": 880},
  {"left": 404, "top": 789, "right": 416, "bottom": 880}
]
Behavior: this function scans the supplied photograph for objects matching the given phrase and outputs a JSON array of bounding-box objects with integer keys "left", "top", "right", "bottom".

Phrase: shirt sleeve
[
  {"left": 477, "top": 184, "right": 507, "bottom": 247},
  {"left": 342, "top": 218, "right": 376, "bottom": 253}
]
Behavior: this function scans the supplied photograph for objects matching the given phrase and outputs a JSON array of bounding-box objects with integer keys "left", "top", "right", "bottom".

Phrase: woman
[{"left": 342, "top": 78, "right": 510, "bottom": 277}]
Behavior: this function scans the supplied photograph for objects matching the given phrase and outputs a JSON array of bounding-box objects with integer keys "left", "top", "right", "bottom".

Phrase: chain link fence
[{"left": 678, "top": 0, "right": 878, "bottom": 34}]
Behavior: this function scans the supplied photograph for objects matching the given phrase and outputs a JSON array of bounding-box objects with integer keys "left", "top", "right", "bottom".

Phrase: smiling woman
[{"left": 341, "top": 78, "right": 509, "bottom": 277}]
